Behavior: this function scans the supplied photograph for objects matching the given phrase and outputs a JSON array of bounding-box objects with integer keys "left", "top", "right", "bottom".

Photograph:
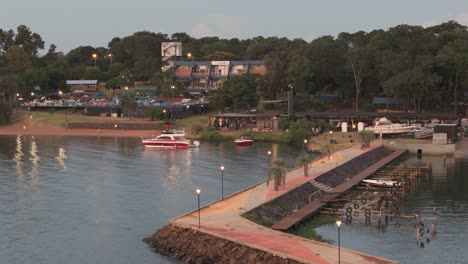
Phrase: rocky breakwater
[{"left": 144, "top": 224, "right": 305, "bottom": 264}]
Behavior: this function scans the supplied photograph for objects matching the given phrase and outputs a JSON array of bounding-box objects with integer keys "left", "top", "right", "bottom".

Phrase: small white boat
[
  {"left": 365, "top": 117, "right": 417, "bottom": 135},
  {"left": 362, "top": 179, "right": 398, "bottom": 187},
  {"left": 142, "top": 130, "right": 199, "bottom": 149}
]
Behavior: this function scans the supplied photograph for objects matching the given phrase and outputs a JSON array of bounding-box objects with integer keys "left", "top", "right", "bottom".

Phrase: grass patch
[
  {"left": 198, "top": 130, "right": 233, "bottom": 141},
  {"left": 289, "top": 214, "right": 337, "bottom": 243},
  {"left": 242, "top": 131, "right": 289, "bottom": 142}
]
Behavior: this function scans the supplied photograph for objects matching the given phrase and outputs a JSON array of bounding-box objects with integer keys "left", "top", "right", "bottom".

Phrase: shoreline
[{"left": 0, "top": 121, "right": 160, "bottom": 138}]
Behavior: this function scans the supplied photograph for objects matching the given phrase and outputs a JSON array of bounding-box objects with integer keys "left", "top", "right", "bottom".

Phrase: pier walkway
[{"left": 171, "top": 142, "right": 400, "bottom": 264}]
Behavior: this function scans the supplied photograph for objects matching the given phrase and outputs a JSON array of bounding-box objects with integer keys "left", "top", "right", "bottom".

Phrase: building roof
[
  {"left": 372, "top": 97, "right": 403, "bottom": 105},
  {"left": 66, "top": 80, "right": 98, "bottom": 85}
]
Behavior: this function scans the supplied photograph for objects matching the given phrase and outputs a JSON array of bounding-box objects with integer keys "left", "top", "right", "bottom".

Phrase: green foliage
[
  {"left": 357, "top": 130, "right": 375, "bottom": 148},
  {"left": 209, "top": 74, "right": 259, "bottom": 111},
  {"left": 278, "top": 118, "right": 290, "bottom": 131},
  {"left": 242, "top": 131, "right": 289, "bottom": 142},
  {"left": 296, "top": 154, "right": 312, "bottom": 177},
  {"left": 290, "top": 214, "right": 336, "bottom": 243},
  {"left": 198, "top": 130, "right": 232, "bottom": 141},
  {"left": 321, "top": 143, "right": 334, "bottom": 159},
  {"left": 270, "top": 159, "right": 287, "bottom": 191},
  {"left": 287, "top": 121, "right": 312, "bottom": 146}
]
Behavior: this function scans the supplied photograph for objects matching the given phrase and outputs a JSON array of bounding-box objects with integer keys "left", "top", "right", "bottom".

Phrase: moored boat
[
  {"left": 234, "top": 137, "right": 254, "bottom": 146},
  {"left": 365, "top": 117, "right": 417, "bottom": 135},
  {"left": 362, "top": 179, "right": 398, "bottom": 187},
  {"left": 142, "top": 130, "right": 199, "bottom": 149}
]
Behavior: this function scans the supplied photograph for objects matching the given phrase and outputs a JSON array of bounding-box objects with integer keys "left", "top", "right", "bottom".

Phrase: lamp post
[
  {"left": 267, "top": 151, "right": 272, "bottom": 185},
  {"left": 196, "top": 188, "right": 201, "bottom": 229},
  {"left": 170, "top": 85, "right": 175, "bottom": 119},
  {"left": 108, "top": 53, "right": 113, "bottom": 64},
  {"left": 303, "top": 139, "right": 308, "bottom": 153},
  {"left": 220, "top": 166, "right": 225, "bottom": 199},
  {"left": 352, "top": 124, "right": 356, "bottom": 144},
  {"left": 92, "top": 53, "right": 97, "bottom": 68},
  {"left": 336, "top": 220, "right": 342, "bottom": 264},
  {"left": 329, "top": 130, "right": 333, "bottom": 142}
]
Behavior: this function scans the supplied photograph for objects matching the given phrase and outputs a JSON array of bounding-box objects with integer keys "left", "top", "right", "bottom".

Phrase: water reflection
[
  {"left": 29, "top": 136, "right": 40, "bottom": 185},
  {"left": 14, "top": 135, "right": 24, "bottom": 178},
  {"left": 56, "top": 147, "right": 67, "bottom": 170}
]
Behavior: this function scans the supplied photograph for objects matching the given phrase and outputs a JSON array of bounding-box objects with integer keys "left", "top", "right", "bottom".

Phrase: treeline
[{"left": 1, "top": 21, "right": 468, "bottom": 113}]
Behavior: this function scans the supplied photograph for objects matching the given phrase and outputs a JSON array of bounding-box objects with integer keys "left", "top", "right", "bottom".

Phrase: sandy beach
[{"left": 0, "top": 121, "right": 161, "bottom": 138}]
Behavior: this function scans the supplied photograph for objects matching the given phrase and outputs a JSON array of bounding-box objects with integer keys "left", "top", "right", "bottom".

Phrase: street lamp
[
  {"left": 352, "top": 124, "right": 356, "bottom": 144},
  {"left": 170, "top": 85, "right": 175, "bottom": 119},
  {"left": 336, "top": 220, "right": 342, "bottom": 264},
  {"left": 267, "top": 151, "right": 272, "bottom": 185},
  {"left": 303, "top": 139, "right": 308, "bottom": 153},
  {"left": 329, "top": 130, "right": 333, "bottom": 143},
  {"left": 92, "top": 53, "right": 97, "bottom": 68},
  {"left": 196, "top": 188, "right": 201, "bottom": 229},
  {"left": 108, "top": 53, "right": 113, "bottom": 64},
  {"left": 220, "top": 166, "right": 225, "bottom": 199}
]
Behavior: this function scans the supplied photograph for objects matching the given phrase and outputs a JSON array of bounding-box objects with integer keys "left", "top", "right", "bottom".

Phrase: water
[
  {"left": 315, "top": 156, "right": 468, "bottom": 264},
  {"left": 0, "top": 135, "right": 302, "bottom": 264},
  {"left": 1, "top": 136, "right": 467, "bottom": 264}
]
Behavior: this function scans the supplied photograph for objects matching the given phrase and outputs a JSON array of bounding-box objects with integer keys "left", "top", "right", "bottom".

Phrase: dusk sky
[{"left": 2, "top": 0, "right": 468, "bottom": 53}]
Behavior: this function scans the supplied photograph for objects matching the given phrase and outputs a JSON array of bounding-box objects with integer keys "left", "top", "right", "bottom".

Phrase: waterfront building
[
  {"left": 172, "top": 60, "right": 266, "bottom": 95},
  {"left": 66, "top": 80, "right": 99, "bottom": 94}
]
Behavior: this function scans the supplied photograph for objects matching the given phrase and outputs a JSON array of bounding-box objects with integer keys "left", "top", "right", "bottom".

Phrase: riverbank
[{"left": 0, "top": 121, "right": 160, "bottom": 137}]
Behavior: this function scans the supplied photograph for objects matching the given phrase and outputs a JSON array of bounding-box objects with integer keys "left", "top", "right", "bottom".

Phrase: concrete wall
[{"left": 387, "top": 142, "right": 455, "bottom": 155}]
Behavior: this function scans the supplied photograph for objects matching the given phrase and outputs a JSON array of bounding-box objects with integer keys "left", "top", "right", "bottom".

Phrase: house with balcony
[
  {"left": 66, "top": 80, "right": 99, "bottom": 94},
  {"left": 172, "top": 60, "right": 265, "bottom": 94}
]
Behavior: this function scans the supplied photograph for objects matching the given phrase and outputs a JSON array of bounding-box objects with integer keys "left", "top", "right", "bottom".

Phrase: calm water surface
[
  {"left": 0, "top": 135, "right": 302, "bottom": 264},
  {"left": 0, "top": 136, "right": 467, "bottom": 264},
  {"left": 316, "top": 156, "right": 468, "bottom": 264}
]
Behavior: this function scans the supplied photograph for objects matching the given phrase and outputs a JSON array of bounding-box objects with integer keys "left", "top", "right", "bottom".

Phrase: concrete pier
[{"left": 151, "top": 142, "right": 401, "bottom": 264}]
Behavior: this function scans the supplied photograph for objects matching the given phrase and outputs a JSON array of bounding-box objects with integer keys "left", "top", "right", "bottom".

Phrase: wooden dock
[{"left": 271, "top": 148, "right": 407, "bottom": 231}]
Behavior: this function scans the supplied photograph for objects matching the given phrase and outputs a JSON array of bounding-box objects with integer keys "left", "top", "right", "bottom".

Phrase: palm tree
[
  {"left": 321, "top": 143, "right": 334, "bottom": 160},
  {"left": 270, "top": 159, "right": 287, "bottom": 191},
  {"left": 296, "top": 154, "right": 312, "bottom": 177}
]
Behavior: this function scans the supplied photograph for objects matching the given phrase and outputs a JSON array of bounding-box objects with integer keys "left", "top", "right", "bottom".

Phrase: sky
[{"left": 1, "top": 0, "right": 468, "bottom": 54}]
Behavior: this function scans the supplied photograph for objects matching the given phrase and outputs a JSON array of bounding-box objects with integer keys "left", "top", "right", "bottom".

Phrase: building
[
  {"left": 172, "top": 60, "right": 266, "bottom": 94},
  {"left": 66, "top": 80, "right": 99, "bottom": 94}
]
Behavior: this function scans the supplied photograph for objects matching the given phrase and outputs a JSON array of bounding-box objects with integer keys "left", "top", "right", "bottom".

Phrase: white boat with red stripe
[{"left": 142, "top": 130, "right": 199, "bottom": 149}]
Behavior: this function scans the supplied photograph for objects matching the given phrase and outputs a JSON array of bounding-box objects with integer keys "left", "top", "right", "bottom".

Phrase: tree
[
  {"left": 270, "top": 159, "right": 287, "bottom": 191},
  {"left": 296, "top": 154, "right": 312, "bottom": 177},
  {"left": 209, "top": 74, "right": 259, "bottom": 111},
  {"left": 6, "top": 46, "right": 32, "bottom": 72}
]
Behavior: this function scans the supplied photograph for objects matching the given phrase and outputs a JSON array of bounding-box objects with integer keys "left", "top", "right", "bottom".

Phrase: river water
[
  {"left": 0, "top": 135, "right": 302, "bottom": 264},
  {"left": 0, "top": 135, "right": 466, "bottom": 263}
]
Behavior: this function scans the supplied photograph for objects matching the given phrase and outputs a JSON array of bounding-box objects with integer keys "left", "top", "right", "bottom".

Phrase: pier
[{"left": 147, "top": 142, "right": 409, "bottom": 263}]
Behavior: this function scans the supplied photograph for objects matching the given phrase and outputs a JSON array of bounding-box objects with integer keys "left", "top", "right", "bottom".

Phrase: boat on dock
[
  {"left": 362, "top": 178, "right": 398, "bottom": 187},
  {"left": 365, "top": 117, "right": 417, "bottom": 135}
]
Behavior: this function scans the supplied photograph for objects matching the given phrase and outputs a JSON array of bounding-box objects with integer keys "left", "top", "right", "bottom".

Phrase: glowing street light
[
  {"left": 196, "top": 188, "right": 201, "bottom": 229},
  {"left": 267, "top": 151, "right": 272, "bottom": 185},
  {"left": 220, "top": 166, "right": 225, "bottom": 199},
  {"left": 336, "top": 220, "right": 342, "bottom": 264},
  {"left": 108, "top": 53, "right": 113, "bottom": 64},
  {"left": 92, "top": 53, "right": 98, "bottom": 68},
  {"left": 303, "top": 139, "right": 308, "bottom": 153}
]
